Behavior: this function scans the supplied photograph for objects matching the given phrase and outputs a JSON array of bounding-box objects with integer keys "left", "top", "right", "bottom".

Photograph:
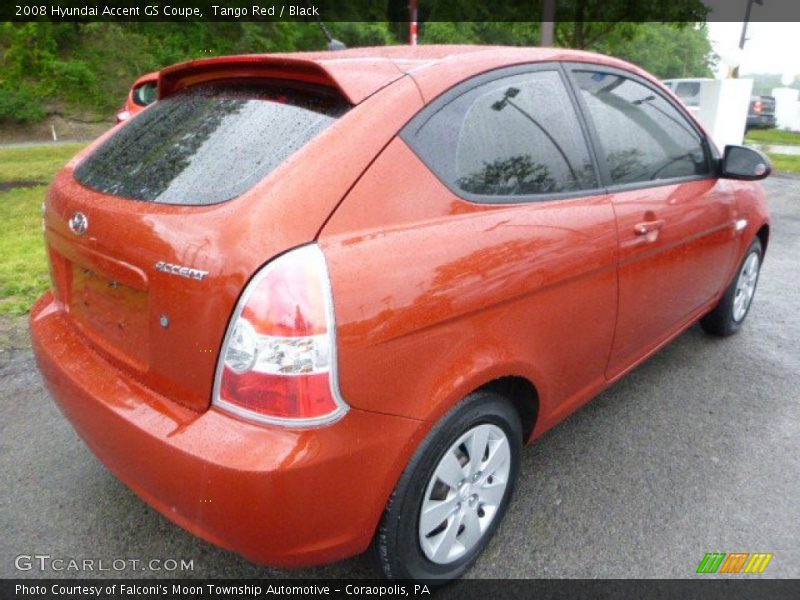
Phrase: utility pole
[
  {"left": 733, "top": 0, "right": 764, "bottom": 78},
  {"left": 540, "top": 0, "right": 556, "bottom": 46},
  {"left": 410, "top": 0, "right": 418, "bottom": 46}
]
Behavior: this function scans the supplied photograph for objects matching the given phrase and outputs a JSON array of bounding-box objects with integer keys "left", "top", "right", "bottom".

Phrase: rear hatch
[{"left": 43, "top": 57, "right": 401, "bottom": 413}]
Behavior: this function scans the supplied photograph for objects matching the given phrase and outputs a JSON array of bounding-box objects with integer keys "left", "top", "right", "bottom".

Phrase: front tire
[
  {"left": 375, "top": 391, "right": 522, "bottom": 582},
  {"left": 701, "top": 238, "right": 763, "bottom": 336}
]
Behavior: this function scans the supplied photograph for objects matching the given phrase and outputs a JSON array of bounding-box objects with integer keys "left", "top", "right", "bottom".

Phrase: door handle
[{"left": 634, "top": 219, "right": 665, "bottom": 236}]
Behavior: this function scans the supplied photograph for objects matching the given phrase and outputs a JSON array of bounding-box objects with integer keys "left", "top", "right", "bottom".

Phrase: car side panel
[
  {"left": 605, "top": 178, "right": 739, "bottom": 378},
  {"left": 734, "top": 180, "right": 771, "bottom": 255},
  {"left": 724, "top": 180, "right": 771, "bottom": 293},
  {"left": 319, "top": 138, "right": 619, "bottom": 433}
]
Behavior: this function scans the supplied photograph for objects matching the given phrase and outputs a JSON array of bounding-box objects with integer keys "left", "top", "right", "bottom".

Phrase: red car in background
[
  {"left": 32, "top": 45, "right": 771, "bottom": 582},
  {"left": 115, "top": 71, "right": 158, "bottom": 122}
]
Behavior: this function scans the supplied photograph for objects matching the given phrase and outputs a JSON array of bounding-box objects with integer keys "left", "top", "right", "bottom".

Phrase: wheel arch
[
  {"left": 476, "top": 376, "right": 539, "bottom": 443},
  {"left": 756, "top": 223, "right": 770, "bottom": 255},
  {"left": 420, "top": 358, "right": 544, "bottom": 446}
]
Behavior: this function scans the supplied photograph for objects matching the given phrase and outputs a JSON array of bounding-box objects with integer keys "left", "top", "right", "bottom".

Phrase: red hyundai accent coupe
[{"left": 31, "top": 46, "right": 771, "bottom": 581}]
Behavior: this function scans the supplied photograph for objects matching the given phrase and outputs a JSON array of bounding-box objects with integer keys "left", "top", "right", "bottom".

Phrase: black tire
[
  {"left": 375, "top": 391, "right": 522, "bottom": 582},
  {"left": 700, "top": 238, "right": 763, "bottom": 337}
]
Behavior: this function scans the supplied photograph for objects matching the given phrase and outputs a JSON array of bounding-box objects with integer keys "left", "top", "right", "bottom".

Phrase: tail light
[{"left": 213, "top": 244, "right": 348, "bottom": 427}]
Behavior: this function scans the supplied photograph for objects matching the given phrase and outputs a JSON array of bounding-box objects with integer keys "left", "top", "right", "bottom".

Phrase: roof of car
[
  {"left": 278, "top": 44, "right": 619, "bottom": 65},
  {"left": 159, "top": 45, "right": 646, "bottom": 105}
]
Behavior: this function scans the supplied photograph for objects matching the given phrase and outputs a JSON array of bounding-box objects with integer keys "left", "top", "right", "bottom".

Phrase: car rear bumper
[
  {"left": 30, "top": 292, "right": 426, "bottom": 568},
  {"left": 747, "top": 114, "right": 776, "bottom": 128}
]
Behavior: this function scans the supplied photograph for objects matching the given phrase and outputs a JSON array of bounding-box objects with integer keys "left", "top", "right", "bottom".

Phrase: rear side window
[
  {"left": 573, "top": 71, "right": 709, "bottom": 185},
  {"left": 403, "top": 70, "right": 598, "bottom": 200},
  {"left": 75, "top": 82, "right": 349, "bottom": 205}
]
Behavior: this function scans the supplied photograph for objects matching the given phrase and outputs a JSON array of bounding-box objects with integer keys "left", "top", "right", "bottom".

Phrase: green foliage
[
  {"left": 599, "top": 22, "right": 717, "bottom": 78},
  {"left": 329, "top": 22, "right": 397, "bottom": 47},
  {"left": 0, "top": 13, "right": 716, "bottom": 125},
  {"left": 0, "top": 21, "right": 354, "bottom": 123},
  {"left": 0, "top": 86, "right": 45, "bottom": 124},
  {"left": 421, "top": 22, "right": 538, "bottom": 46},
  {"left": 552, "top": 0, "right": 708, "bottom": 48},
  {"left": 45, "top": 59, "right": 99, "bottom": 105}
]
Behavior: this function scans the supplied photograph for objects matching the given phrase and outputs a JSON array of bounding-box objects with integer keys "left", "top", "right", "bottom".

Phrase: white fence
[
  {"left": 693, "top": 79, "right": 753, "bottom": 150},
  {"left": 772, "top": 87, "right": 800, "bottom": 132}
]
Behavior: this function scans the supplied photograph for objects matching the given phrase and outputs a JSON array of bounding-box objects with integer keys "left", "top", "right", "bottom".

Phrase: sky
[{"left": 707, "top": 22, "right": 800, "bottom": 80}]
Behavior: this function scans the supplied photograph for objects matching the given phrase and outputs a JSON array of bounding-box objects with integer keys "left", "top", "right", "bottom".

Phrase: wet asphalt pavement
[{"left": 1, "top": 176, "right": 798, "bottom": 579}]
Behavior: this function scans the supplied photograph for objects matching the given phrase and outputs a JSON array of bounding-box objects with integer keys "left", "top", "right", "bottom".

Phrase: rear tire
[
  {"left": 701, "top": 238, "right": 762, "bottom": 337},
  {"left": 375, "top": 391, "right": 522, "bottom": 582}
]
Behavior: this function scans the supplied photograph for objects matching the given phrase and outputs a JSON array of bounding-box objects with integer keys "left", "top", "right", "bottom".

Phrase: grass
[
  {"left": 745, "top": 128, "right": 800, "bottom": 146},
  {"left": 768, "top": 153, "right": 800, "bottom": 174},
  {"left": 743, "top": 129, "right": 800, "bottom": 174},
  {"left": 0, "top": 144, "right": 85, "bottom": 315},
  {"left": 0, "top": 143, "right": 86, "bottom": 185}
]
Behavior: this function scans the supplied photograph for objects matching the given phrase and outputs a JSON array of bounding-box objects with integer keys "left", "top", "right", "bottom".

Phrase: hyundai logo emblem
[{"left": 68, "top": 212, "right": 88, "bottom": 236}]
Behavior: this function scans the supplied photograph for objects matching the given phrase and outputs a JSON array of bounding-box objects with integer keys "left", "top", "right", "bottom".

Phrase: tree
[
  {"left": 551, "top": 0, "right": 709, "bottom": 49},
  {"left": 0, "top": 4, "right": 718, "bottom": 125},
  {"left": 599, "top": 22, "right": 717, "bottom": 79},
  {"left": 0, "top": 21, "right": 380, "bottom": 122}
]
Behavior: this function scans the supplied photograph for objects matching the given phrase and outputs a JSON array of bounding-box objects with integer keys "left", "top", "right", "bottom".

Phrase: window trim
[
  {"left": 562, "top": 62, "right": 718, "bottom": 193},
  {"left": 400, "top": 62, "right": 608, "bottom": 205}
]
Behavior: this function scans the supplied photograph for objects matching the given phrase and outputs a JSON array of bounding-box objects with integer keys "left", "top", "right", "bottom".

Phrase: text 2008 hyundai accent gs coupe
[{"left": 31, "top": 45, "right": 770, "bottom": 581}]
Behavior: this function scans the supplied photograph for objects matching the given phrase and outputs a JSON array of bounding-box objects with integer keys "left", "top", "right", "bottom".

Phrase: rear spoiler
[{"left": 158, "top": 54, "right": 405, "bottom": 105}]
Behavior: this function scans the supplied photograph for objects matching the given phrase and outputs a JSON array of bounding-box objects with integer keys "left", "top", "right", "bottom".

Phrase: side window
[
  {"left": 573, "top": 70, "right": 710, "bottom": 185},
  {"left": 404, "top": 70, "right": 598, "bottom": 199}
]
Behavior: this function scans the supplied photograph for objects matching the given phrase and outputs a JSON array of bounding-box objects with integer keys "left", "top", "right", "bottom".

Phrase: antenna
[{"left": 316, "top": 17, "right": 346, "bottom": 51}]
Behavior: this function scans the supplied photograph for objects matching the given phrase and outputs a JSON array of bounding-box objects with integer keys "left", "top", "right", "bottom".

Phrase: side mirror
[{"left": 721, "top": 145, "right": 771, "bottom": 180}]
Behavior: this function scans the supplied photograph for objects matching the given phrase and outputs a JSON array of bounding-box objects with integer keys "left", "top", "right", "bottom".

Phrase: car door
[{"left": 568, "top": 66, "right": 739, "bottom": 379}]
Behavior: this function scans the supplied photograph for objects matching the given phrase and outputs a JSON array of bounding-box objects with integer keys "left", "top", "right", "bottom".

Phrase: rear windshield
[{"left": 75, "top": 81, "right": 349, "bottom": 205}]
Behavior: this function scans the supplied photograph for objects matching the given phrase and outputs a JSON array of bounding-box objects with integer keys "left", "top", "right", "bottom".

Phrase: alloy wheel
[
  {"left": 418, "top": 423, "right": 511, "bottom": 564},
  {"left": 733, "top": 251, "right": 760, "bottom": 322}
]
